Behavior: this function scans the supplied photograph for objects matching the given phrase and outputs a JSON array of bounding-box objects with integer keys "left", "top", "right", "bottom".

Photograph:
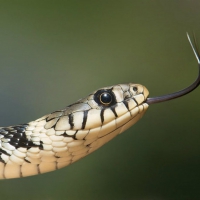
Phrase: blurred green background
[{"left": 0, "top": 1, "right": 200, "bottom": 200}]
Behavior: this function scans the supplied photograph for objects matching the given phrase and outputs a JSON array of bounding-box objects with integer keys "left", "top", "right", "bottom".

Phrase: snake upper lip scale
[{"left": 0, "top": 34, "right": 199, "bottom": 179}]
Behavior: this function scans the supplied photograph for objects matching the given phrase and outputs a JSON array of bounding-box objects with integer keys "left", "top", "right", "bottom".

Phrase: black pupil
[{"left": 100, "top": 93, "right": 112, "bottom": 104}]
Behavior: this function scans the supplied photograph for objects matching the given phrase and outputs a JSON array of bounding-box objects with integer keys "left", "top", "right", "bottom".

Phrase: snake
[{"left": 0, "top": 34, "right": 199, "bottom": 179}]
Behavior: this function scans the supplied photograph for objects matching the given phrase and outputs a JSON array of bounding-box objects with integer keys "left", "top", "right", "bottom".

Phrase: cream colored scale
[{"left": 0, "top": 34, "right": 199, "bottom": 179}]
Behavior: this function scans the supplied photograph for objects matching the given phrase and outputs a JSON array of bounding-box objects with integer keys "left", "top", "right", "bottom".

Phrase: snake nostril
[{"left": 132, "top": 87, "right": 138, "bottom": 92}]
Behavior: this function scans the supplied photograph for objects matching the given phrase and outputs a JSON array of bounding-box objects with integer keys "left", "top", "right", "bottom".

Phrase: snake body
[
  {"left": 0, "top": 83, "right": 149, "bottom": 179},
  {"left": 1, "top": 34, "right": 199, "bottom": 179}
]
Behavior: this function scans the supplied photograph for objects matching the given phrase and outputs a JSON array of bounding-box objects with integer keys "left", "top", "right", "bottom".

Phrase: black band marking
[
  {"left": 73, "top": 131, "right": 78, "bottom": 140},
  {"left": 24, "top": 158, "right": 31, "bottom": 163},
  {"left": 0, "top": 149, "right": 11, "bottom": 156},
  {"left": 123, "top": 100, "right": 129, "bottom": 111},
  {"left": 62, "top": 131, "right": 78, "bottom": 140},
  {"left": 82, "top": 110, "right": 88, "bottom": 129},
  {"left": 68, "top": 114, "right": 74, "bottom": 129},
  {"left": 110, "top": 106, "right": 118, "bottom": 118},
  {"left": 100, "top": 109, "right": 105, "bottom": 123},
  {"left": 0, "top": 124, "right": 44, "bottom": 151},
  {"left": 132, "top": 97, "right": 138, "bottom": 106}
]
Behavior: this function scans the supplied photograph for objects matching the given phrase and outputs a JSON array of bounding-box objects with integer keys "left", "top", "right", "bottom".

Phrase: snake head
[
  {"left": 69, "top": 83, "right": 149, "bottom": 131},
  {"left": 43, "top": 84, "right": 148, "bottom": 151}
]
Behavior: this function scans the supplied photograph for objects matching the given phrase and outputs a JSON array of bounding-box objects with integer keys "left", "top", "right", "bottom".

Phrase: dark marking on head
[
  {"left": 68, "top": 114, "right": 74, "bottom": 129},
  {"left": 100, "top": 109, "right": 105, "bottom": 123},
  {"left": 24, "top": 158, "right": 31, "bottom": 163},
  {"left": 46, "top": 118, "right": 59, "bottom": 129},
  {"left": 123, "top": 100, "right": 129, "bottom": 111},
  {"left": 74, "top": 131, "right": 78, "bottom": 140},
  {"left": 110, "top": 106, "right": 118, "bottom": 118},
  {"left": 62, "top": 131, "right": 78, "bottom": 140},
  {"left": 82, "top": 110, "right": 88, "bottom": 129},
  {"left": 132, "top": 97, "right": 138, "bottom": 106}
]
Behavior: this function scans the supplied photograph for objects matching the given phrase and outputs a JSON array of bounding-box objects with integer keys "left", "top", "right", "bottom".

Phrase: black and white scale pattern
[{"left": 0, "top": 83, "right": 149, "bottom": 179}]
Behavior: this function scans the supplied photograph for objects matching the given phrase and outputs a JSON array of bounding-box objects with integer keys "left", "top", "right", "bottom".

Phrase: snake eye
[
  {"left": 100, "top": 92, "right": 112, "bottom": 105},
  {"left": 94, "top": 89, "right": 116, "bottom": 106}
]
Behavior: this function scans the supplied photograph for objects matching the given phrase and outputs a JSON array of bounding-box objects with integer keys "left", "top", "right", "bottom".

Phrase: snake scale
[{"left": 0, "top": 34, "right": 199, "bottom": 179}]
